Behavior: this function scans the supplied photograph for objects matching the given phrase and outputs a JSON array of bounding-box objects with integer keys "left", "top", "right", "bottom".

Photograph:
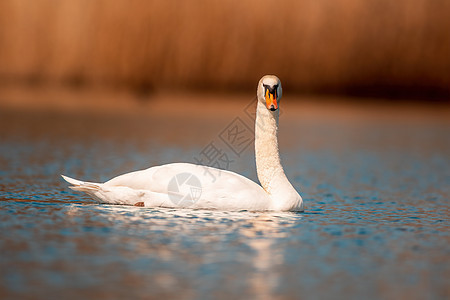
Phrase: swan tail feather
[{"left": 61, "top": 175, "right": 101, "bottom": 192}]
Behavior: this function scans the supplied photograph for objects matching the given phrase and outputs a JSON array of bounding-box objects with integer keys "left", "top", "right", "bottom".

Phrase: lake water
[{"left": 0, "top": 103, "right": 449, "bottom": 299}]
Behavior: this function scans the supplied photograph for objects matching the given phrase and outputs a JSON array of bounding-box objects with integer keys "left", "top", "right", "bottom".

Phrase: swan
[{"left": 62, "top": 75, "right": 304, "bottom": 211}]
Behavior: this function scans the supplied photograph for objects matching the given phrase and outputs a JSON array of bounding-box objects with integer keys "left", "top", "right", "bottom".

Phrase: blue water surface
[{"left": 0, "top": 108, "right": 449, "bottom": 299}]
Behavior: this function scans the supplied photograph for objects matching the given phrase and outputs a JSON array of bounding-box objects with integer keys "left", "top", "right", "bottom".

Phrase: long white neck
[{"left": 255, "top": 100, "right": 303, "bottom": 211}]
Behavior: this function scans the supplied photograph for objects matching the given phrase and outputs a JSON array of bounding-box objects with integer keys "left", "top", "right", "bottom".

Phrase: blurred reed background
[{"left": 0, "top": 0, "right": 449, "bottom": 100}]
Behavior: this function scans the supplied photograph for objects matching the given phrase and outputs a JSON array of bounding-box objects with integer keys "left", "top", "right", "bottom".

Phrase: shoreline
[{"left": 0, "top": 85, "right": 449, "bottom": 125}]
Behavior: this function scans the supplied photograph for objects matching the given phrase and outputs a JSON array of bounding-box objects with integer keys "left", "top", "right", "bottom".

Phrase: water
[{"left": 0, "top": 106, "right": 449, "bottom": 299}]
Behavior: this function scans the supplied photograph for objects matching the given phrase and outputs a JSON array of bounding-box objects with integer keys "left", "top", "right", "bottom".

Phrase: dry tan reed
[{"left": 0, "top": 0, "right": 449, "bottom": 98}]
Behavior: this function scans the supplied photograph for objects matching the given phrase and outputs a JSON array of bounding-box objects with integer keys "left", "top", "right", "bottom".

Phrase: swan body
[{"left": 62, "top": 75, "right": 304, "bottom": 211}]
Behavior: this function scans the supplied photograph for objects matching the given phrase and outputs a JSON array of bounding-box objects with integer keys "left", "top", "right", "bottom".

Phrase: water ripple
[{"left": 0, "top": 111, "right": 448, "bottom": 299}]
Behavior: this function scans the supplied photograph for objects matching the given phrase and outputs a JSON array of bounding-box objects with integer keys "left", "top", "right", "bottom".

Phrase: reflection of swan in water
[
  {"left": 62, "top": 75, "right": 303, "bottom": 211},
  {"left": 241, "top": 215, "right": 288, "bottom": 297}
]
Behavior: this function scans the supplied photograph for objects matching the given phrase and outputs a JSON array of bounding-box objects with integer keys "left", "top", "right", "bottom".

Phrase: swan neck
[
  {"left": 254, "top": 100, "right": 303, "bottom": 210},
  {"left": 255, "top": 101, "right": 286, "bottom": 192}
]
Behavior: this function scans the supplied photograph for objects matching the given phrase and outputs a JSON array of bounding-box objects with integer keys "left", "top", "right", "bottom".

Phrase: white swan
[{"left": 62, "top": 75, "right": 304, "bottom": 211}]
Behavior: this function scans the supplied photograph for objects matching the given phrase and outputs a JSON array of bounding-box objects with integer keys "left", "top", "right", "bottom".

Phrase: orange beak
[{"left": 265, "top": 89, "right": 278, "bottom": 111}]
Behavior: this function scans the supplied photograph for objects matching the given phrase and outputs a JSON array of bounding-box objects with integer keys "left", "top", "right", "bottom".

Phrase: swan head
[{"left": 257, "top": 75, "right": 282, "bottom": 111}]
